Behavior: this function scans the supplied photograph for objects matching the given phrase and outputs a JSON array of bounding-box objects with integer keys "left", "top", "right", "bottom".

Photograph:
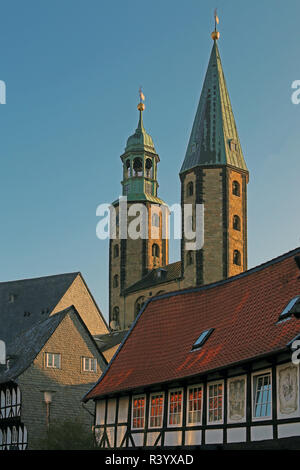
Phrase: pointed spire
[{"left": 180, "top": 22, "right": 247, "bottom": 174}]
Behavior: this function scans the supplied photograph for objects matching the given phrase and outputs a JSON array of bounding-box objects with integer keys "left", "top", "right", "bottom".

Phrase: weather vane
[
  {"left": 139, "top": 86, "right": 145, "bottom": 103},
  {"left": 212, "top": 8, "right": 220, "bottom": 41},
  {"left": 138, "top": 86, "right": 145, "bottom": 111}
]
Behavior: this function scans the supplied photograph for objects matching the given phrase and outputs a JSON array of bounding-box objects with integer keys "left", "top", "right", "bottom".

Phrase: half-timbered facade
[
  {"left": 84, "top": 247, "right": 300, "bottom": 449},
  {"left": 0, "top": 272, "right": 109, "bottom": 450}
]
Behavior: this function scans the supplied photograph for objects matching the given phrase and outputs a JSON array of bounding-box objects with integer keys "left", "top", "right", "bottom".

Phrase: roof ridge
[
  {"left": 0, "top": 271, "right": 80, "bottom": 286},
  {"left": 150, "top": 245, "right": 300, "bottom": 301}
]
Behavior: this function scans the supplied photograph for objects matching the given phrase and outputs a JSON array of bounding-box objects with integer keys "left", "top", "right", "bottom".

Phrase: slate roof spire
[{"left": 180, "top": 19, "right": 247, "bottom": 174}]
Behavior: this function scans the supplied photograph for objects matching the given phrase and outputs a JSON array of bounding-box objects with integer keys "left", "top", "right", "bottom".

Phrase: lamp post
[{"left": 41, "top": 390, "right": 55, "bottom": 431}]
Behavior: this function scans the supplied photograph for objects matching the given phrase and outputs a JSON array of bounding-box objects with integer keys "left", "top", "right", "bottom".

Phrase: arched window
[
  {"left": 152, "top": 213, "right": 160, "bottom": 228},
  {"left": 111, "top": 307, "right": 120, "bottom": 330},
  {"left": 233, "top": 250, "right": 241, "bottom": 266},
  {"left": 145, "top": 158, "right": 153, "bottom": 178},
  {"left": 152, "top": 244, "right": 160, "bottom": 258},
  {"left": 232, "top": 181, "right": 240, "bottom": 197},
  {"left": 125, "top": 159, "right": 131, "bottom": 177},
  {"left": 135, "top": 296, "right": 145, "bottom": 318},
  {"left": 233, "top": 215, "right": 241, "bottom": 231},
  {"left": 187, "top": 182, "right": 194, "bottom": 197},
  {"left": 113, "top": 274, "right": 119, "bottom": 288},
  {"left": 133, "top": 157, "right": 143, "bottom": 177},
  {"left": 114, "top": 244, "right": 119, "bottom": 258},
  {"left": 187, "top": 251, "right": 193, "bottom": 266}
]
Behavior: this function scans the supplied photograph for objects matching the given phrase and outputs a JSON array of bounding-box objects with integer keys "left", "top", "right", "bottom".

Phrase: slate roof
[
  {"left": 94, "top": 330, "right": 129, "bottom": 353},
  {"left": 0, "top": 272, "right": 78, "bottom": 345},
  {"left": 0, "top": 308, "right": 68, "bottom": 383},
  {"left": 84, "top": 247, "right": 300, "bottom": 401},
  {"left": 180, "top": 41, "right": 248, "bottom": 173},
  {"left": 124, "top": 261, "right": 182, "bottom": 295}
]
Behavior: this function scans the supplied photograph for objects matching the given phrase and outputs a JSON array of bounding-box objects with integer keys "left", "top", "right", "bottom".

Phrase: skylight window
[
  {"left": 192, "top": 328, "right": 214, "bottom": 350},
  {"left": 278, "top": 296, "right": 300, "bottom": 321}
]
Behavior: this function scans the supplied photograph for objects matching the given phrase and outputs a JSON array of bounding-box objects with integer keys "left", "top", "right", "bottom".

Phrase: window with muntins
[
  {"left": 132, "top": 395, "right": 145, "bottom": 429},
  {"left": 253, "top": 372, "right": 272, "bottom": 419},
  {"left": 82, "top": 357, "right": 97, "bottom": 373},
  {"left": 149, "top": 393, "right": 164, "bottom": 428},
  {"left": 45, "top": 353, "right": 61, "bottom": 369},
  {"left": 208, "top": 382, "right": 223, "bottom": 423},
  {"left": 168, "top": 389, "right": 183, "bottom": 427},
  {"left": 187, "top": 385, "right": 203, "bottom": 425}
]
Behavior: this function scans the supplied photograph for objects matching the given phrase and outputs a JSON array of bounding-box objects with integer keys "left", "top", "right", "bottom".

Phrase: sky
[{"left": 0, "top": 0, "right": 299, "bottom": 322}]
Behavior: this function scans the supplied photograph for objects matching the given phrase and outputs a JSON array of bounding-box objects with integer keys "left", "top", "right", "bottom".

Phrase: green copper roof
[
  {"left": 125, "top": 109, "right": 156, "bottom": 154},
  {"left": 180, "top": 41, "right": 248, "bottom": 174}
]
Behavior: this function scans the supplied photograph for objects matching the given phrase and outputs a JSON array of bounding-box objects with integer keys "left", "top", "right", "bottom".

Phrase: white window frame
[
  {"left": 148, "top": 392, "right": 165, "bottom": 429},
  {"left": 45, "top": 352, "right": 61, "bottom": 369},
  {"left": 82, "top": 357, "right": 97, "bottom": 373},
  {"left": 207, "top": 380, "right": 224, "bottom": 425},
  {"left": 167, "top": 388, "right": 183, "bottom": 428},
  {"left": 131, "top": 395, "right": 146, "bottom": 430},
  {"left": 186, "top": 384, "right": 203, "bottom": 426},
  {"left": 252, "top": 368, "right": 272, "bottom": 421}
]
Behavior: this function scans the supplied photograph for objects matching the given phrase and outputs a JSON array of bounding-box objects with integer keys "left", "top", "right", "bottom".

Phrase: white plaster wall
[
  {"left": 205, "top": 429, "right": 223, "bottom": 444},
  {"left": 251, "top": 425, "right": 273, "bottom": 441},
  {"left": 118, "top": 396, "right": 129, "bottom": 422},
  {"left": 185, "top": 430, "right": 202, "bottom": 446},
  {"left": 95, "top": 400, "right": 105, "bottom": 425},
  {"left": 164, "top": 431, "right": 182, "bottom": 446},
  {"left": 278, "top": 422, "right": 300, "bottom": 439},
  {"left": 227, "top": 427, "right": 246, "bottom": 443},
  {"left": 107, "top": 398, "right": 116, "bottom": 424}
]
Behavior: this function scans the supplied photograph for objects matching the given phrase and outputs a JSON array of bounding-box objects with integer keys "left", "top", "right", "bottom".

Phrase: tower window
[
  {"left": 186, "top": 182, "right": 194, "bottom": 197},
  {"left": 152, "top": 243, "right": 160, "bottom": 258},
  {"left": 233, "top": 215, "right": 241, "bottom": 231},
  {"left": 187, "top": 251, "right": 193, "bottom": 266},
  {"left": 114, "top": 244, "right": 119, "bottom": 258},
  {"left": 135, "top": 296, "right": 145, "bottom": 318},
  {"left": 133, "top": 158, "right": 143, "bottom": 177},
  {"left": 232, "top": 181, "right": 240, "bottom": 197},
  {"left": 145, "top": 158, "right": 153, "bottom": 178},
  {"left": 125, "top": 159, "right": 131, "bottom": 177},
  {"left": 233, "top": 250, "right": 241, "bottom": 266},
  {"left": 152, "top": 213, "right": 160, "bottom": 228},
  {"left": 111, "top": 307, "right": 120, "bottom": 330},
  {"left": 113, "top": 274, "right": 119, "bottom": 288}
]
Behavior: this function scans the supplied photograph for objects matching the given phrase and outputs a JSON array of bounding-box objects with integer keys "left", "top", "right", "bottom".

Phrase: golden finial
[
  {"left": 137, "top": 86, "right": 145, "bottom": 111},
  {"left": 211, "top": 8, "right": 220, "bottom": 41}
]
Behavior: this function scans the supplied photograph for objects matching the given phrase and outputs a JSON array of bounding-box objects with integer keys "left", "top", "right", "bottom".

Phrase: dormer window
[
  {"left": 192, "top": 328, "right": 214, "bottom": 350},
  {"left": 278, "top": 296, "right": 300, "bottom": 321}
]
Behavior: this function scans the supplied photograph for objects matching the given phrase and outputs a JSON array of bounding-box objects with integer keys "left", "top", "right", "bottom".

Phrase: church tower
[
  {"left": 109, "top": 95, "right": 168, "bottom": 329},
  {"left": 180, "top": 18, "right": 249, "bottom": 287}
]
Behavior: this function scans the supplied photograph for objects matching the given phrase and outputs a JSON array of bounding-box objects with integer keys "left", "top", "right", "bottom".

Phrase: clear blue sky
[{"left": 1, "top": 0, "right": 299, "bottom": 321}]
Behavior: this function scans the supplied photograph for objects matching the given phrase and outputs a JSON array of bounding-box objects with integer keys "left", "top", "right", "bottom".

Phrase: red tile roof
[{"left": 85, "top": 248, "right": 300, "bottom": 401}]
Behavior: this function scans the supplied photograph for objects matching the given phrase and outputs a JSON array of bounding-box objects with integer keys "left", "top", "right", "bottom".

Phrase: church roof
[
  {"left": 180, "top": 41, "right": 248, "bottom": 174},
  {"left": 84, "top": 247, "right": 300, "bottom": 400},
  {"left": 0, "top": 272, "right": 79, "bottom": 345},
  {"left": 124, "top": 261, "right": 182, "bottom": 295}
]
